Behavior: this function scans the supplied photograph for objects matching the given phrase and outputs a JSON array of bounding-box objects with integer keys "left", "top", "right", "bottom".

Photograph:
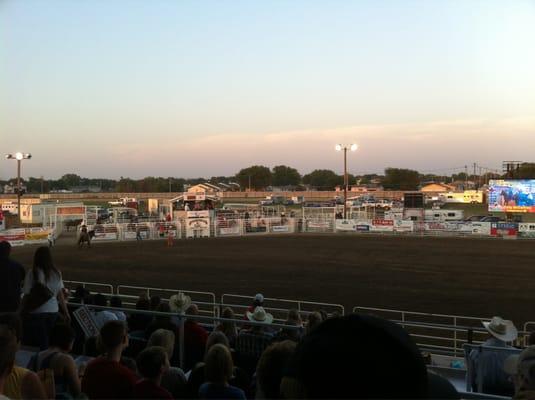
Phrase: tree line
[{"left": 1, "top": 163, "right": 533, "bottom": 194}]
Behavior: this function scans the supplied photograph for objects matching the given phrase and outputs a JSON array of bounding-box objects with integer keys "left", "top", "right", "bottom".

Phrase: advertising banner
[
  {"left": 393, "top": 220, "right": 414, "bottom": 232},
  {"left": 24, "top": 229, "right": 52, "bottom": 244},
  {"left": 425, "top": 222, "right": 448, "bottom": 231},
  {"left": 93, "top": 231, "right": 119, "bottom": 240},
  {"left": 56, "top": 206, "right": 86, "bottom": 215},
  {"left": 0, "top": 211, "right": 5, "bottom": 231},
  {"left": 490, "top": 222, "right": 518, "bottom": 237},
  {"left": 488, "top": 180, "right": 535, "bottom": 213},
  {"left": 219, "top": 226, "right": 241, "bottom": 236},
  {"left": 123, "top": 230, "right": 150, "bottom": 240},
  {"left": 335, "top": 220, "right": 357, "bottom": 231},
  {"left": 519, "top": 223, "right": 535, "bottom": 237},
  {"left": 371, "top": 219, "right": 394, "bottom": 232},
  {"left": 0, "top": 229, "right": 26, "bottom": 246},
  {"left": 187, "top": 210, "right": 210, "bottom": 218},
  {"left": 186, "top": 218, "right": 210, "bottom": 238},
  {"left": 356, "top": 224, "right": 370, "bottom": 232},
  {"left": 271, "top": 225, "right": 289, "bottom": 233}
]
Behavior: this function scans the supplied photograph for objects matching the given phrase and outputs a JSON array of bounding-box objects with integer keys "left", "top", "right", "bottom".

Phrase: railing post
[
  {"left": 467, "top": 328, "right": 473, "bottom": 344},
  {"left": 453, "top": 316, "right": 458, "bottom": 356}
]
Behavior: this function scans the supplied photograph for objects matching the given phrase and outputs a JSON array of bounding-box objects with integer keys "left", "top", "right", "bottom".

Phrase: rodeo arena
[{"left": 1, "top": 179, "right": 535, "bottom": 399}]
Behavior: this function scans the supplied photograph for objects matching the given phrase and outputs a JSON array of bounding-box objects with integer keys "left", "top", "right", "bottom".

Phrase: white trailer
[{"left": 424, "top": 209, "right": 464, "bottom": 222}]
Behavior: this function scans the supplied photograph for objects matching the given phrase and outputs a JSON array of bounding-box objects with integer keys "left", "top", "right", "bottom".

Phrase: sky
[{"left": 1, "top": 0, "right": 534, "bottom": 179}]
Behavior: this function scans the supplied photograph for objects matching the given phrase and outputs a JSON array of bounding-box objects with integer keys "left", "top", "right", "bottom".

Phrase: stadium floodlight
[
  {"left": 5, "top": 152, "right": 32, "bottom": 225},
  {"left": 334, "top": 144, "right": 358, "bottom": 219}
]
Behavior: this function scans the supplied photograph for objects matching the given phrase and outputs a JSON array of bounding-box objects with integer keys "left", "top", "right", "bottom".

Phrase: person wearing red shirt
[
  {"left": 81, "top": 321, "right": 138, "bottom": 399},
  {"left": 184, "top": 304, "right": 209, "bottom": 371},
  {"left": 133, "top": 346, "right": 173, "bottom": 399}
]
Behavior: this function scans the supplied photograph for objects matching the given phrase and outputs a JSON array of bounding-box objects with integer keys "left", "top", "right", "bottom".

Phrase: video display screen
[{"left": 488, "top": 180, "right": 535, "bottom": 213}]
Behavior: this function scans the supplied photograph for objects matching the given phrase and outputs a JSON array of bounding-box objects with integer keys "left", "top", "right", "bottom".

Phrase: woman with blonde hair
[
  {"left": 215, "top": 307, "right": 238, "bottom": 347},
  {"left": 198, "top": 344, "right": 245, "bottom": 399}
]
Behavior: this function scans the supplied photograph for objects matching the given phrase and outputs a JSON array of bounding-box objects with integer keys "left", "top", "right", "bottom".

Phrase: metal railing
[
  {"left": 222, "top": 294, "right": 344, "bottom": 323},
  {"left": 64, "top": 280, "right": 114, "bottom": 295},
  {"left": 354, "top": 306, "right": 492, "bottom": 357}
]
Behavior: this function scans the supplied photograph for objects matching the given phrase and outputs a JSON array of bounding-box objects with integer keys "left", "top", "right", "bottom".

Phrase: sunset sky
[{"left": 1, "top": 0, "right": 534, "bottom": 179}]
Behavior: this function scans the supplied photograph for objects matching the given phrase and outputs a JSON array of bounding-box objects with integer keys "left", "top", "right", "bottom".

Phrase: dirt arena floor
[{"left": 10, "top": 234, "right": 535, "bottom": 325}]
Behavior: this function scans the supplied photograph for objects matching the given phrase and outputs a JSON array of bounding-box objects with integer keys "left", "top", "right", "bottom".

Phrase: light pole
[
  {"left": 335, "top": 144, "right": 358, "bottom": 219},
  {"left": 5, "top": 152, "right": 32, "bottom": 225}
]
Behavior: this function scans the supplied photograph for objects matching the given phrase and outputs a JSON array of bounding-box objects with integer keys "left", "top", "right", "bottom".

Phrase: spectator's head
[
  {"left": 136, "top": 346, "right": 169, "bottom": 381},
  {"left": 110, "top": 296, "right": 123, "bottom": 308},
  {"left": 136, "top": 295, "right": 151, "bottom": 310},
  {"left": 482, "top": 316, "right": 518, "bottom": 343},
  {"left": 186, "top": 303, "right": 199, "bottom": 316},
  {"left": 206, "top": 331, "right": 229, "bottom": 353},
  {"left": 287, "top": 309, "right": 302, "bottom": 327},
  {"left": 0, "top": 313, "right": 22, "bottom": 343},
  {"left": 254, "top": 293, "right": 264, "bottom": 308},
  {"left": 221, "top": 307, "right": 234, "bottom": 320},
  {"left": 289, "top": 314, "right": 428, "bottom": 398},
  {"left": 0, "top": 326, "right": 17, "bottom": 381},
  {"left": 33, "top": 246, "right": 58, "bottom": 280},
  {"left": 204, "top": 344, "right": 234, "bottom": 385},
  {"left": 49, "top": 322, "right": 75, "bottom": 352},
  {"left": 156, "top": 303, "right": 171, "bottom": 313},
  {"left": 148, "top": 329, "right": 175, "bottom": 359},
  {"left": 305, "top": 312, "right": 322, "bottom": 334},
  {"left": 150, "top": 296, "right": 162, "bottom": 311},
  {"left": 529, "top": 331, "right": 535, "bottom": 346},
  {"left": 98, "top": 321, "right": 128, "bottom": 353},
  {"left": 257, "top": 340, "right": 297, "bottom": 399},
  {"left": 94, "top": 294, "right": 108, "bottom": 307},
  {"left": 0, "top": 241, "right": 11, "bottom": 259}
]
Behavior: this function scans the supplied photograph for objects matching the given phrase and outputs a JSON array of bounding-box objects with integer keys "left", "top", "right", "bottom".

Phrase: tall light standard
[
  {"left": 335, "top": 144, "right": 357, "bottom": 219},
  {"left": 5, "top": 152, "right": 32, "bottom": 225}
]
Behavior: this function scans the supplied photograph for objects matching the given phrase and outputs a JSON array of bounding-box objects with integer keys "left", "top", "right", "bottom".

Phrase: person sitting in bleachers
[
  {"left": 0, "top": 326, "right": 18, "bottom": 399},
  {"left": 469, "top": 316, "right": 518, "bottom": 396},
  {"left": 235, "top": 307, "right": 274, "bottom": 372},
  {"left": 0, "top": 241, "right": 26, "bottom": 313},
  {"left": 133, "top": 346, "right": 173, "bottom": 399},
  {"left": 504, "top": 345, "right": 535, "bottom": 400},
  {"left": 150, "top": 296, "right": 162, "bottom": 311},
  {"left": 147, "top": 329, "right": 187, "bottom": 398},
  {"left": 305, "top": 312, "right": 322, "bottom": 335},
  {"left": 81, "top": 320, "right": 138, "bottom": 399},
  {"left": 127, "top": 295, "right": 152, "bottom": 333},
  {"left": 271, "top": 309, "right": 303, "bottom": 343},
  {"left": 93, "top": 294, "right": 118, "bottom": 328},
  {"left": 145, "top": 303, "right": 177, "bottom": 340},
  {"left": 109, "top": 296, "right": 127, "bottom": 321},
  {"left": 215, "top": 307, "right": 238, "bottom": 348},
  {"left": 256, "top": 340, "right": 297, "bottom": 399},
  {"left": 0, "top": 313, "right": 47, "bottom": 400},
  {"left": 283, "top": 314, "right": 429, "bottom": 398},
  {"left": 183, "top": 304, "right": 209, "bottom": 371},
  {"left": 28, "top": 322, "right": 82, "bottom": 398},
  {"left": 198, "top": 344, "right": 246, "bottom": 399},
  {"left": 188, "top": 331, "right": 250, "bottom": 398}
]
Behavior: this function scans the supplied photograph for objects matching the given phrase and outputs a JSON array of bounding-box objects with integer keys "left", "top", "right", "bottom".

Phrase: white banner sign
[{"left": 73, "top": 306, "right": 100, "bottom": 339}]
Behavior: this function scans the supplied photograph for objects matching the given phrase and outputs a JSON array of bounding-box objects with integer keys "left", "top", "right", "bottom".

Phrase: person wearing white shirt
[{"left": 21, "top": 247, "right": 69, "bottom": 350}]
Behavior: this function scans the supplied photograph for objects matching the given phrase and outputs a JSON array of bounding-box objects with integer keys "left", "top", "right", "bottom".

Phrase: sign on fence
[
  {"left": 519, "top": 223, "right": 535, "bottom": 238},
  {"left": 73, "top": 306, "right": 100, "bottom": 338}
]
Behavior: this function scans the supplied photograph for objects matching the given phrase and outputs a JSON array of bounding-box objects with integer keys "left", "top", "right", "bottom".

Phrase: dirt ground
[{"left": 10, "top": 233, "right": 535, "bottom": 325}]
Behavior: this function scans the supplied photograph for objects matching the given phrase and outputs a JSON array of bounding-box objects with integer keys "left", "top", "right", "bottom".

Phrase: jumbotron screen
[{"left": 488, "top": 180, "right": 535, "bottom": 213}]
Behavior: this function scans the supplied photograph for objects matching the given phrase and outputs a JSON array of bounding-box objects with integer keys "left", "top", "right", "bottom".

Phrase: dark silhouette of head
[{"left": 290, "top": 314, "right": 428, "bottom": 398}]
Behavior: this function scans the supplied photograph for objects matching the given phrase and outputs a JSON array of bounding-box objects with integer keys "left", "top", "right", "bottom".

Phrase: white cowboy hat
[
  {"left": 246, "top": 306, "right": 273, "bottom": 324},
  {"left": 482, "top": 316, "right": 518, "bottom": 342},
  {"left": 169, "top": 292, "right": 191, "bottom": 314}
]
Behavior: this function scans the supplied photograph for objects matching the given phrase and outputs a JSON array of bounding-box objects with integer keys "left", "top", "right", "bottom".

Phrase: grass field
[{"left": 11, "top": 234, "right": 535, "bottom": 325}]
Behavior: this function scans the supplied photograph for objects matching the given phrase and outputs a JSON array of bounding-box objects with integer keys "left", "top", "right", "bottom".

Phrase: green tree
[
  {"left": 59, "top": 173, "right": 82, "bottom": 189},
  {"left": 382, "top": 168, "right": 420, "bottom": 190},
  {"left": 302, "top": 169, "right": 343, "bottom": 190},
  {"left": 235, "top": 165, "right": 272, "bottom": 190},
  {"left": 271, "top": 165, "right": 301, "bottom": 187},
  {"left": 510, "top": 163, "right": 535, "bottom": 179}
]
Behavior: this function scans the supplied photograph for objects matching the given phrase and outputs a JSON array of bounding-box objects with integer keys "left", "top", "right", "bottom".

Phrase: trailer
[{"left": 424, "top": 209, "right": 464, "bottom": 222}]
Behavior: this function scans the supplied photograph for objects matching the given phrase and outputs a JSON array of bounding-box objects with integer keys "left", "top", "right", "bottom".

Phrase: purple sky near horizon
[{"left": 1, "top": 0, "right": 534, "bottom": 180}]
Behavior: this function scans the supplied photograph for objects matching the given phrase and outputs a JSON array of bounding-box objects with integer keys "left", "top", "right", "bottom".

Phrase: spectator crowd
[{"left": 1, "top": 241, "right": 535, "bottom": 399}]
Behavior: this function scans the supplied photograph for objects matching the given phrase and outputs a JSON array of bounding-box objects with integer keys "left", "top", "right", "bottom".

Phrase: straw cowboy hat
[
  {"left": 482, "top": 316, "right": 518, "bottom": 342},
  {"left": 246, "top": 306, "right": 273, "bottom": 324},
  {"left": 169, "top": 292, "right": 191, "bottom": 314}
]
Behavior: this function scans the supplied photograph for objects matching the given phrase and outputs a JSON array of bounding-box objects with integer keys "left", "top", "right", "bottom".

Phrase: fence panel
[
  {"left": 353, "top": 306, "right": 491, "bottom": 356},
  {"left": 64, "top": 280, "right": 114, "bottom": 296}
]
